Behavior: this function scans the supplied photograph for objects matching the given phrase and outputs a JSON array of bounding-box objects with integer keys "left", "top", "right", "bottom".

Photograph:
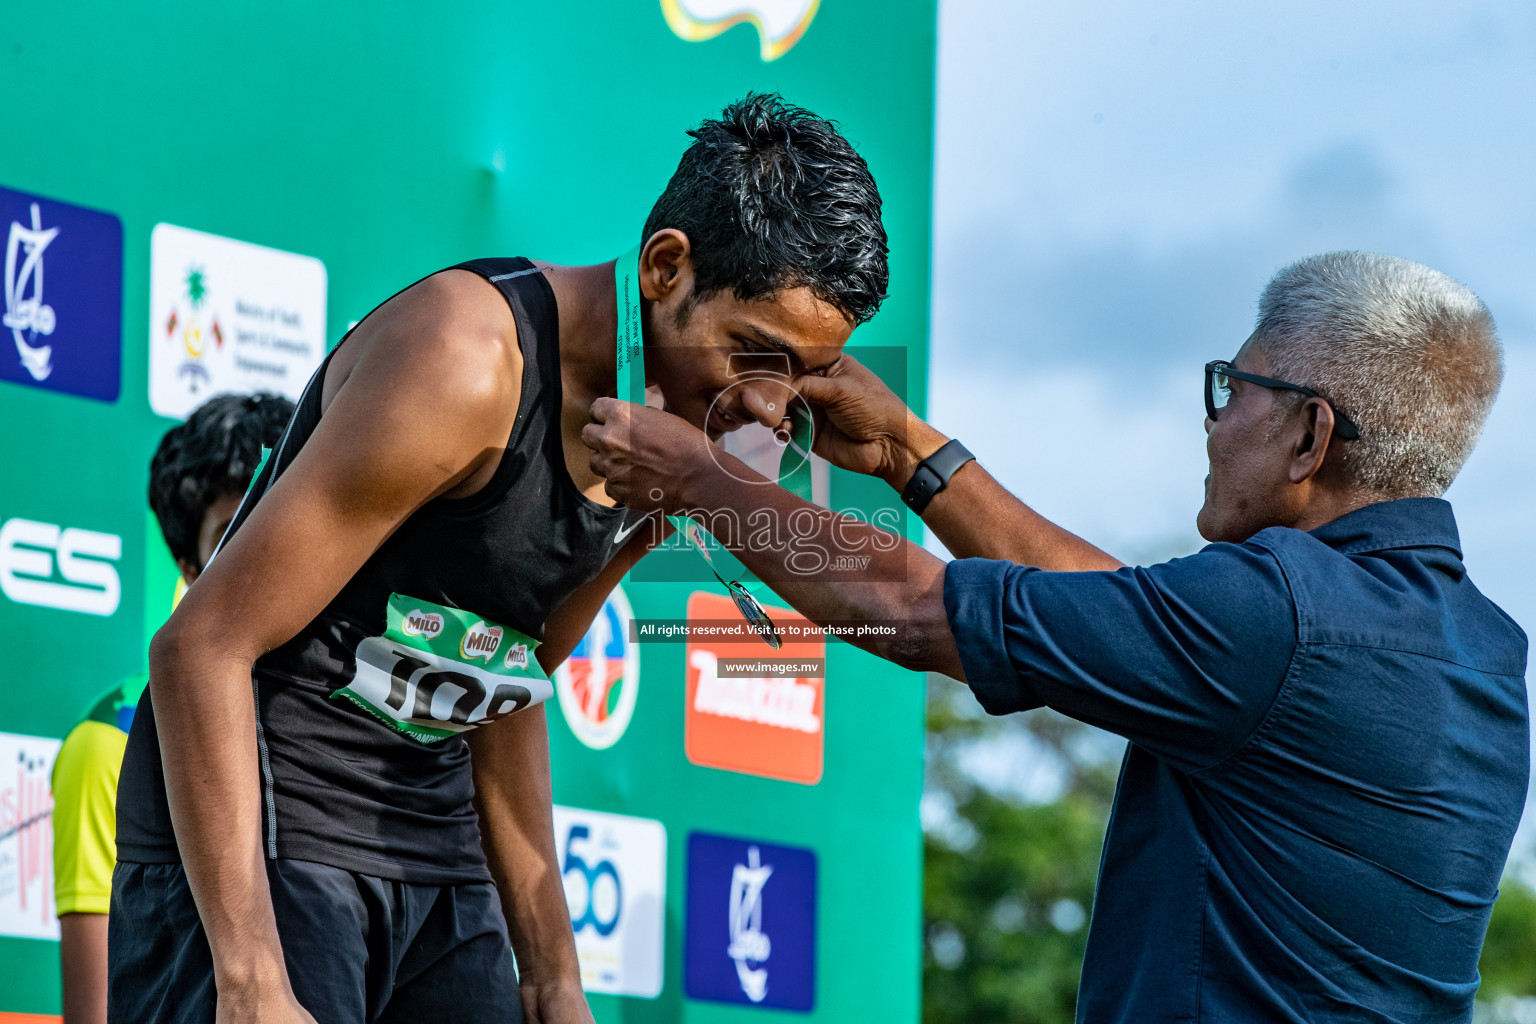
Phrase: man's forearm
[
  {"left": 679, "top": 457, "right": 964, "bottom": 679},
  {"left": 148, "top": 626, "right": 292, "bottom": 1001},
  {"left": 885, "top": 415, "right": 1123, "bottom": 571}
]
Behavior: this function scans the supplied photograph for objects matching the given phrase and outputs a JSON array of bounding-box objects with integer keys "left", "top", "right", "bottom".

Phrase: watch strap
[{"left": 901, "top": 439, "right": 974, "bottom": 514}]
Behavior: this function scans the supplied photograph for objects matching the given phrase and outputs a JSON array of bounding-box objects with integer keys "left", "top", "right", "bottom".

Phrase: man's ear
[
  {"left": 176, "top": 558, "right": 201, "bottom": 586},
  {"left": 1288, "top": 397, "right": 1337, "bottom": 484},
  {"left": 639, "top": 229, "right": 693, "bottom": 303}
]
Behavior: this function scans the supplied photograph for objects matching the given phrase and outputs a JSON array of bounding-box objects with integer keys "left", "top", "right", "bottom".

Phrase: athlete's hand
[
  {"left": 583, "top": 397, "right": 717, "bottom": 513},
  {"left": 520, "top": 978, "right": 596, "bottom": 1024},
  {"left": 215, "top": 987, "right": 319, "bottom": 1024},
  {"left": 793, "top": 355, "right": 947, "bottom": 489}
]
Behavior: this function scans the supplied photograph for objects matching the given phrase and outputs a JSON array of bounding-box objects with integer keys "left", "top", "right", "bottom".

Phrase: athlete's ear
[
  {"left": 176, "top": 558, "right": 201, "bottom": 586},
  {"left": 639, "top": 229, "right": 693, "bottom": 303}
]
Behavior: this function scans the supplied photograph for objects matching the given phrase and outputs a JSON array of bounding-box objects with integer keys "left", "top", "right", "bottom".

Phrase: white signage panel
[
  {"left": 552, "top": 804, "right": 666, "bottom": 998},
  {"left": 149, "top": 223, "right": 327, "bottom": 420},
  {"left": 0, "top": 731, "right": 61, "bottom": 940}
]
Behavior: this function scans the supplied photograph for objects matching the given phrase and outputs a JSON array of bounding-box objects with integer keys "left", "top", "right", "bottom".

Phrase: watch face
[{"left": 728, "top": 581, "right": 782, "bottom": 650}]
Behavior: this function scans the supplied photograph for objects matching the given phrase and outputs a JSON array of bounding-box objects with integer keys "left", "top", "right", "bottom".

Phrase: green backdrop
[{"left": 0, "top": 1, "right": 935, "bottom": 1018}]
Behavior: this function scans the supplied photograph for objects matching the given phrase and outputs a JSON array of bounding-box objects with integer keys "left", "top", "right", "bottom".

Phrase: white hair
[{"left": 1253, "top": 251, "right": 1503, "bottom": 498}]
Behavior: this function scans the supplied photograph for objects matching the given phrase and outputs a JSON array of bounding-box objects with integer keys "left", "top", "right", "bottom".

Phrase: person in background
[{"left": 51, "top": 392, "right": 293, "bottom": 1024}]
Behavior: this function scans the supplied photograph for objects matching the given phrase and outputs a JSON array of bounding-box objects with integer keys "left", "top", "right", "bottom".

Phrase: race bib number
[{"left": 331, "top": 593, "right": 551, "bottom": 745}]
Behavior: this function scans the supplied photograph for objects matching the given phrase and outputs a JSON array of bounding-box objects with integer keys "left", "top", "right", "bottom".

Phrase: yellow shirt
[{"left": 50, "top": 672, "right": 145, "bottom": 916}]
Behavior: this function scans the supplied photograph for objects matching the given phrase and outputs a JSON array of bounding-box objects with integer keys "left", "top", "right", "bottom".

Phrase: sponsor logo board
[
  {"left": 0, "top": 184, "right": 123, "bottom": 401},
  {"left": 0, "top": 731, "right": 61, "bottom": 941},
  {"left": 685, "top": 591, "right": 824, "bottom": 784},
  {"left": 0, "top": 517, "right": 122, "bottom": 617},
  {"left": 149, "top": 223, "right": 326, "bottom": 420},
  {"left": 553, "top": 805, "right": 666, "bottom": 998},
  {"left": 685, "top": 831, "right": 816, "bottom": 1011},
  {"left": 554, "top": 585, "right": 640, "bottom": 750}
]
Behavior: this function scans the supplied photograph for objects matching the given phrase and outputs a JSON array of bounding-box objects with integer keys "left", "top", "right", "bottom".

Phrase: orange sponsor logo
[{"left": 684, "top": 591, "right": 824, "bottom": 785}]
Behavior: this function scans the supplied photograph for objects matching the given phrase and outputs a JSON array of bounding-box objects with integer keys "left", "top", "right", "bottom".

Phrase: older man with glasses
[{"left": 584, "top": 250, "right": 1529, "bottom": 1023}]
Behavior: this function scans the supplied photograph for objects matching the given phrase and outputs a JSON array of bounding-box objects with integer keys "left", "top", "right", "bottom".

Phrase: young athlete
[
  {"left": 51, "top": 392, "right": 292, "bottom": 1024},
  {"left": 110, "top": 93, "right": 889, "bottom": 1024}
]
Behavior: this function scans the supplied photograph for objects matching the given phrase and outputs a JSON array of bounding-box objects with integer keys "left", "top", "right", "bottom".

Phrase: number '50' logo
[{"left": 562, "top": 825, "right": 622, "bottom": 936}]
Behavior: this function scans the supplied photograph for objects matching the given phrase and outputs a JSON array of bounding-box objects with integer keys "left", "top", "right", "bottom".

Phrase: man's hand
[
  {"left": 794, "top": 355, "right": 947, "bottom": 489},
  {"left": 582, "top": 397, "right": 719, "bottom": 512},
  {"left": 520, "top": 978, "right": 596, "bottom": 1024}
]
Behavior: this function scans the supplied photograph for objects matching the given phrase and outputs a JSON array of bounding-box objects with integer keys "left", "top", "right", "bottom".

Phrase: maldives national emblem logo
[
  {"left": 554, "top": 585, "right": 640, "bottom": 750},
  {"left": 162, "top": 264, "right": 222, "bottom": 395}
]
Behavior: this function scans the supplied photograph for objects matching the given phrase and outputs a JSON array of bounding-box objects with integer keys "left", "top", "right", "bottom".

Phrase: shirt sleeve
[
  {"left": 942, "top": 543, "right": 1297, "bottom": 772},
  {"left": 51, "top": 720, "right": 127, "bottom": 915}
]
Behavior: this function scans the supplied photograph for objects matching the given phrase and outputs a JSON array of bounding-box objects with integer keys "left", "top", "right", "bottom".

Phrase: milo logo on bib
[{"left": 332, "top": 593, "right": 552, "bottom": 744}]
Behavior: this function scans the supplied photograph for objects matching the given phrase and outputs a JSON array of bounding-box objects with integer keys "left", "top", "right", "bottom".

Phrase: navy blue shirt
[{"left": 944, "top": 498, "right": 1529, "bottom": 1023}]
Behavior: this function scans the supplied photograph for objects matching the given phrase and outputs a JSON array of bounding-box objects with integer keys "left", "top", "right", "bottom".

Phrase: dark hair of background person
[
  {"left": 148, "top": 392, "right": 295, "bottom": 567},
  {"left": 642, "top": 92, "right": 890, "bottom": 326}
]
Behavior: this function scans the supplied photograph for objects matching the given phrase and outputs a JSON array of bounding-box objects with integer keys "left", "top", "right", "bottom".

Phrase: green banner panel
[{"left": 0, "top": 2, "right": 935, "bottom": 1017}]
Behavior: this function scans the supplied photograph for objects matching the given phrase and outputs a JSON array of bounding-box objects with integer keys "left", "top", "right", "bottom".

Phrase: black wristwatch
[{"left": 900, "top": 439, "right": 975, "bottom": 514}]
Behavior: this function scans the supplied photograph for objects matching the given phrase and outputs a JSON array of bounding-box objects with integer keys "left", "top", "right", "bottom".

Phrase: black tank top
[{"left": 117, "top": 259, "right": 627, "bottom": 883}]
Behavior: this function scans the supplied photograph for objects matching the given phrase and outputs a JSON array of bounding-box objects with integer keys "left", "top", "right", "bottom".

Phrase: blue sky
[{"left": 925, "top": 0, "right": 1536, "bottom": 850}]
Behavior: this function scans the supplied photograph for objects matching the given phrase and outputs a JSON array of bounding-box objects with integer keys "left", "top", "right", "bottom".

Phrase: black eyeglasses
[{"left": 1205, "top": 360, "right": 1360, "bottom": 440}]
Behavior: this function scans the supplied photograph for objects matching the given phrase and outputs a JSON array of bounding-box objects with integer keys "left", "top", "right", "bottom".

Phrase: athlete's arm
[
  {"left": 465, "top": 520, "right": 669, "bottom": 1024},
  {"left": 468, "top": 711, "right": 589, "bottom": 1024},
  {"left": 149, "top": 272, "right": 522, "bottom": 1023},
  {"left": 792, "top": 358, "right": 1123, "bottom": 571},
  {"left": 583, "top": 399, "right": 963, "bottom": 678},
  {"left": 538, "top": 516, "right": 673, "bottom": 671}
]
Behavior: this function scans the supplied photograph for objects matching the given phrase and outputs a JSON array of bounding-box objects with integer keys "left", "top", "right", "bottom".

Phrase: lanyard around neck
[{"left": 612, "top": 246, "right": 817, "bottom": 646}]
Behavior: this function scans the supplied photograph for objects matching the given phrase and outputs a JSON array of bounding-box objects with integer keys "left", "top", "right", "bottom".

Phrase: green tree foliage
[
  {"left": 922, "top": 677, "right": 1118, "bottom": 1024},
  {"left": 1479, "top": 877, "right": 1536, "bottom": 1006}
]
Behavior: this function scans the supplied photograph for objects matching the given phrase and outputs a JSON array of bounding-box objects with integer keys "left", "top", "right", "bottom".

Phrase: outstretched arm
[
  {"left": 582, "top": 399, "right": 963, "bottom": 678},
  {"left": 792, "top": 358, "right": 1123, "bottom": 571}
]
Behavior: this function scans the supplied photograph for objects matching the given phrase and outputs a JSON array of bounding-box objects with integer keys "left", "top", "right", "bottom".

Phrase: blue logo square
[
  {"left": 0, "top": 185, "right": 123, "bottom": 402},
  {"left": 685, "top": 831, "right": 816, "bottom": 1012}
]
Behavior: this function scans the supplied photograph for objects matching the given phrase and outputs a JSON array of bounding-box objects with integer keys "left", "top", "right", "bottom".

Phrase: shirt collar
[{"left": 1305, "top": 497, "right": 1462, "bottom": 559}]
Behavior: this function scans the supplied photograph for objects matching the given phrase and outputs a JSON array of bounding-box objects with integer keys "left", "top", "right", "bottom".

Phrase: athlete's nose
[{"left": 741, "top": 381, "right": 799, "bottom": 430}]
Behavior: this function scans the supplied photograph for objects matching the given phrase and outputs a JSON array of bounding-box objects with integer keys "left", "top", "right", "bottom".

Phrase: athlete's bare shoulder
[
  {"left": 314, "top": 267, "right": 526, "bottom": 498},
  {"left": 322, "top": 268, "right": 520, "bottom": 406}
]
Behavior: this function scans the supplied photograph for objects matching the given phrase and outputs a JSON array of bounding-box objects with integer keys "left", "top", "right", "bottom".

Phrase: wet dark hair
[
  {"left": 148, "top": 392, "right": 295, "bottom": 568},
  {"left": 642, "top": 92, "right": 889, "bottom": 326}
]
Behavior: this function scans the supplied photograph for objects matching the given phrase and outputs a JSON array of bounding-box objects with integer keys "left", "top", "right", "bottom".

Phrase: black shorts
[{"left": 108, "top": 859, "right": 523, "bottom": 1024}]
